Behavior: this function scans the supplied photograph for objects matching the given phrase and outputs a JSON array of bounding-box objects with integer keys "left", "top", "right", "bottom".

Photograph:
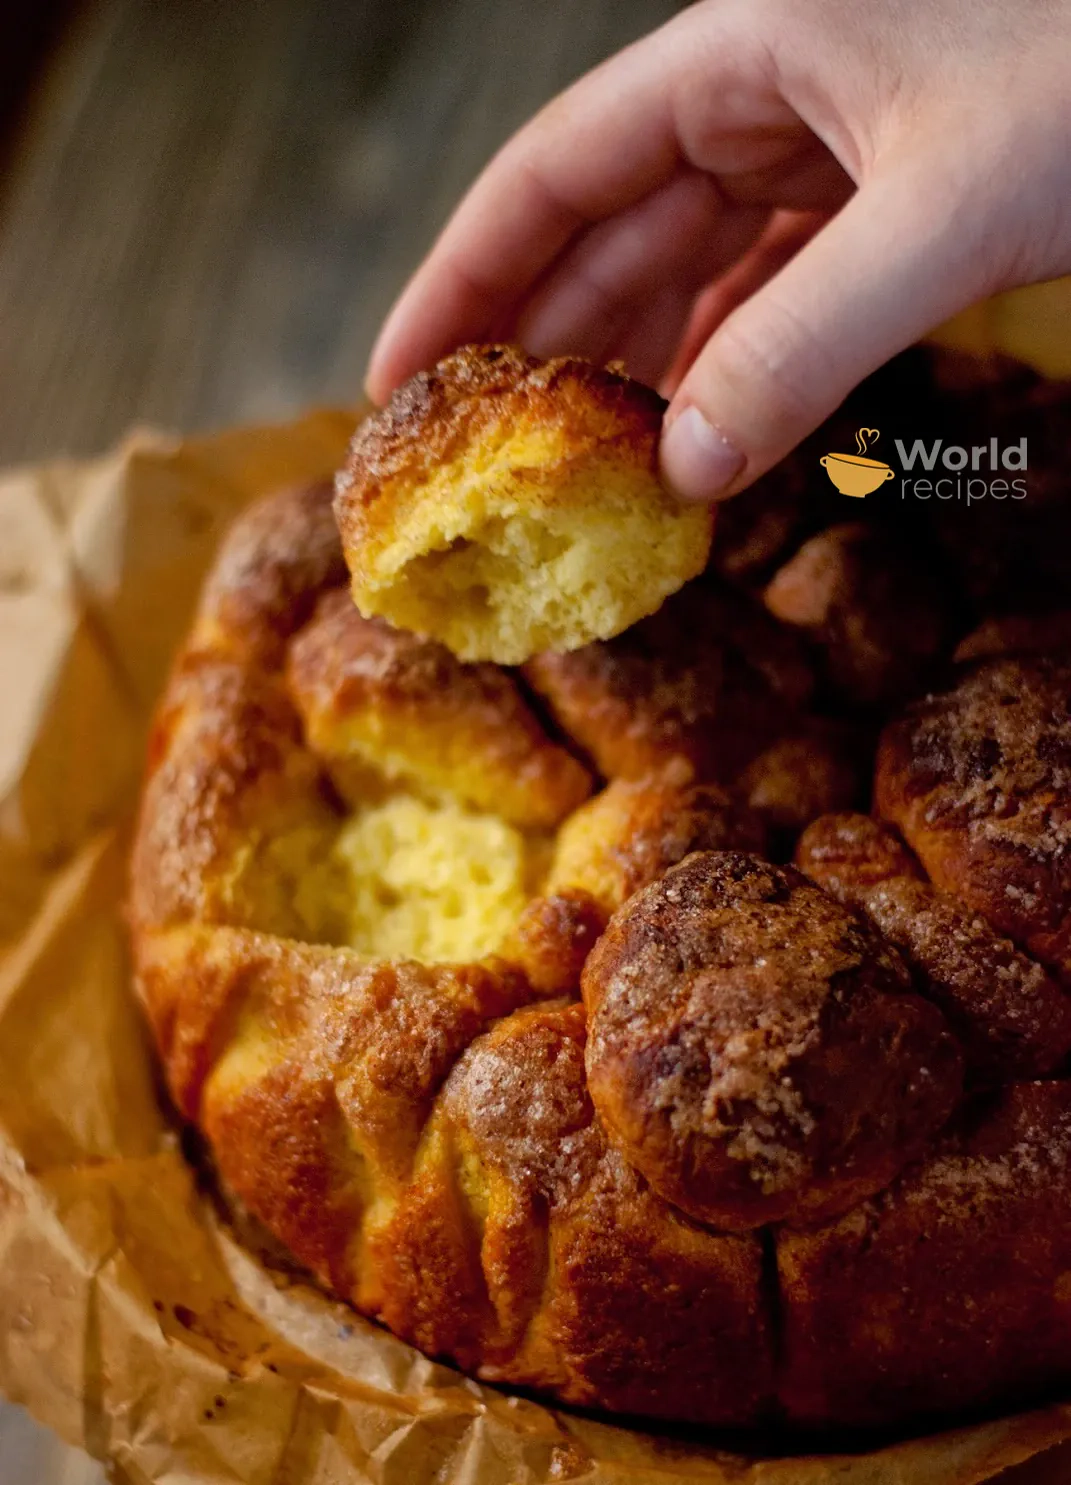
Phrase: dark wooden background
[{"left": 0, "top": 0, "right": 682, "bottom": 467}]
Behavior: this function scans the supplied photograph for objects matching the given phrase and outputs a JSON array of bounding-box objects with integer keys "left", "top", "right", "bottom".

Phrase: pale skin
[{"left": 366, "top": 0, "right": 1071, "bottom": 502}]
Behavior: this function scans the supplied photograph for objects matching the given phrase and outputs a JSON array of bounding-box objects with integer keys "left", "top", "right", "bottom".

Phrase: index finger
[{"left": 365, "top": 18, "right": 694, "bottom": 402}]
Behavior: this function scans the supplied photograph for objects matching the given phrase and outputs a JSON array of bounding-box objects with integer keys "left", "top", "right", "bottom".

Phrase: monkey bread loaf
[
  {"left": 334, "top": 345, "right": 713, "bottom": 663},
  {"left": 131, "top": 351, "right": 1071, "bottom": 1436}
]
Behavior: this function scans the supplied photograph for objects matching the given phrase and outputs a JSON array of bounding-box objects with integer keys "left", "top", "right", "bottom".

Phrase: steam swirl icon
[{"left": 820, "top": 427, "right": 895, "bottom": 497}]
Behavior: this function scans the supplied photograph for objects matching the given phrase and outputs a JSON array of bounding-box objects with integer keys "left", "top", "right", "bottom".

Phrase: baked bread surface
[
  {"left": 335, "top": 345, "right": 713, "bottom": 663},
  {"left": 131, "top": 355, "right": 1071, "bottom": 1435}
]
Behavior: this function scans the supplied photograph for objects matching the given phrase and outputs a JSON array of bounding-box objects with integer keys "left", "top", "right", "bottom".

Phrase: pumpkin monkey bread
[{"left": 131, "top": 351, "right": 1071, "bottom": 1434}]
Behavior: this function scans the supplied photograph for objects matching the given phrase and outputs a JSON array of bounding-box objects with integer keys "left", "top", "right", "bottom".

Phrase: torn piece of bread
[{"left": 334, "top": 345, "right": 713, "bottom": 663}]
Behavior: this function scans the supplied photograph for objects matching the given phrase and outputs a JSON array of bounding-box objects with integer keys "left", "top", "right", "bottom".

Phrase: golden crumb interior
[
  {"left": 351, "top": 441, "right": 711, "bottom": 666},
  {"left": 218, "top": 795, "right": 548, "bottom": 964},
  {"left": 330, "top": 795, "right": 546, "bottom": 962}
]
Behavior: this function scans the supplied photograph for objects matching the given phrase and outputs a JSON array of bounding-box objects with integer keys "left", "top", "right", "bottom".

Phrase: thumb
[{"left": 660, "top": 157, "right": 994, "bottom": 501}]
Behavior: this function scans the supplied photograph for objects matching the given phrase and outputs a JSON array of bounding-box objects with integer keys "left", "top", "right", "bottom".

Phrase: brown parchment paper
[{"left": 5, "top": 331, "right": 1071, "bottom": 1484}]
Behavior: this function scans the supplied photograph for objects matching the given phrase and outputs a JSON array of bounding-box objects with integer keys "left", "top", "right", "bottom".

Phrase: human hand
[{"left": 366, "top": 0, "right": 1071, "bottom": 501}]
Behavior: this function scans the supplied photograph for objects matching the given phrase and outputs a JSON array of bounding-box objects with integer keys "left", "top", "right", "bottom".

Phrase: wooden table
[{"left": 0, "top": 0, "right": 680, "bottom": 467}]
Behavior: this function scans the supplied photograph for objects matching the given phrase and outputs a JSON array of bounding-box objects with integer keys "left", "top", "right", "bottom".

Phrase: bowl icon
[{"left": 820, "top": 452, "right": 895, "bottom": 498}]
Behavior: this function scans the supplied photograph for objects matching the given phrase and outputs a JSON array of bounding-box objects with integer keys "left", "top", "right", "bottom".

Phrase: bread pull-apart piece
[
  {"left": 524, "top": 577, "right": 813, "bottom": 786},
  {"left": 129, "top": 657, "right": 339, "bottom": 940},
  {"left": 581, "top": 851, "right": 963, "bottom": 1230},
  {"left": 797, "top": 813, "right": 1071, "bottom": 1081},
  {"left": 777, "top": 1081, "right": 1071, "bottom": 1427},
  {"left": 546, "top": 777, "right": 767, "bottom": 917},
  {"left": 707, "top": 459, "right": 810, "bottom": 586},
  {"left": 876, "top": 656, "right": 1071, "bottom": 980},
  {"left": 737, "top": 718, "right": 866, "bottom": 840},
  {"left": 132, "top": 634, "right": 546, "bottom": 965},
  {"left": 499, "top": 890, "right": 607, "bottom": 997},
  {"left": 286, "top": 587, "right": 591, "bottom": 830},
  {"left": 506, "top": 778, "right": 768, "bottom": 995},
  {"left": 382, "top": 999, "right": 774, "bottom": 1424},
  {"left": 334, "top": 346, "right": 712, "bottom": 665},
  {"left": 133, "top": 923, "right": 531, "bottom": 1308},
  {"left": 764, "top": 523, "right": 949, "bottom": 709},
  {"left": 190, "top": 480, "right": 347, "bottom": 666}
]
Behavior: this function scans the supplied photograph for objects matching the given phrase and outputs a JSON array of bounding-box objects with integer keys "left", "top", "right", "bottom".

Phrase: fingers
[
  {"left": 364, "top": 26, "right": 684, "bottom": 403},
  {"left": 661, "top": 209, "right": 830, "bottom": 396},
  {"left": 605, "top": 283, "right": 710, "bottom": 390},
  {"left": 364, "top": 3, "right": 798, "bottom": 403},
  {"left": 516, "top": 171, "right": 769, "bottom": 377},
  {"left": 659, "top": 154, "right": 996, "bottom": 501}
]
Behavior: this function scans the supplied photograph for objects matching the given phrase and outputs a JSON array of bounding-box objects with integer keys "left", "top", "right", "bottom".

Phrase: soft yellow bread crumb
[
  {"left": 335, "top": 346, "right": 713, "bottom": 664},
  {"left": 214, "top": 794, "right": 547, "bottom": 964},
  {"left": 331, "top": 794, "right": 546, "bottom": 963}
]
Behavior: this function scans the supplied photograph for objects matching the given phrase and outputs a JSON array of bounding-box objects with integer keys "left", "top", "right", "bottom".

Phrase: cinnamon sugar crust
[
  {"left": 764, "top": 522, "right": 949, "bottom": 709},
  {"left": 581, "top": 851, "right": 962, "bottom": 1230},
  {"left": 335, "top": 345, "right": 712, "bottom": 663},
  {"left": 288, "top": 587, "right": 591, "bottom": 829},
  {"left": 130, "top": 351, "right": 1071, "bottom": 1434},
  {"left": 524, "top": 577, "right": 814, "bottom": 786},
  {"left": 547, "top": 777, "right": 768, "bottom": 916},
  {"left": 798, "top": 813, "right": 1071, "bottom": 1081},
  {"left": 779, "top": 1081, "right": 1071, "bottom": 1427},
  {"left": 876, "top": 657, "right": 1071, "bottom": 977}
]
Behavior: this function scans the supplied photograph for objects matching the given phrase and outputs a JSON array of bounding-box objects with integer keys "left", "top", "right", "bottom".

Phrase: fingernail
[{"left": 660, "top": 405, "right": 745, "bottom": 502}]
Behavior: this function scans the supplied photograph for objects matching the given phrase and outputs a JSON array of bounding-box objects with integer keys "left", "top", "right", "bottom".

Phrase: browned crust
[
  {"left": 764, "top": 523, "right": 949, "bottom": 709},
  {"left": 336, "top": 345, "right": 666, "bottom": 556},
  {"left": 707, "top": 463, "right": 810, "bottom": 585},
  {"left": 501, "top": 890, "right": 607, "bottom": 997},
  {"left": 737, "top": 719, "right": 866, "bottom": 839},
  {"left": 130, "top": 480, "right": 349, "bottom": 935},
  {"left": 581, "top": 851, "right": 963, "bottom": 1230},
  {"left": 549, "top": 777, "right": 768, "bottom": 916},
  {"left": 523, "top": 578, "right": 814, "bottom": 785},
  {"left": 795, "top": 811, "right": 924, "bottom": 893},
  {"left": 544, "top": 1150, "right": 773, "bottom": 1424},
  {"left": 128, "top": 656, "right": 333, "bottom": 934},
  {"left": 392, "top": 1000, "right": 775, "bottom": 1422},
  {"left": 778, "top": 1081, "right": 1071, "bottom": 1427},
  {"left": 286, "top": 587, "right": 592, "bottom": 829},
  {"left": 875, "top": 657, "right": 1071, "bottom": 977},
  {"left": 149, "top": 926, "right": 530, "bottom": 1305},
  {"left": 192, "top": 479, "right": 346, "bottom": 666},
  {"left": 797, "top": 813, "right": 1071, "bottom": 1080},
  {"left": 953, "top": 610, "right": 1071, "bottom": 665}
]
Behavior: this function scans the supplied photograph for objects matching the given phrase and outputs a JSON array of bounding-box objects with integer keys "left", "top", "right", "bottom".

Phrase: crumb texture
[{"left": 335, "top": 345, "right": 713, "bottom": 663}]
